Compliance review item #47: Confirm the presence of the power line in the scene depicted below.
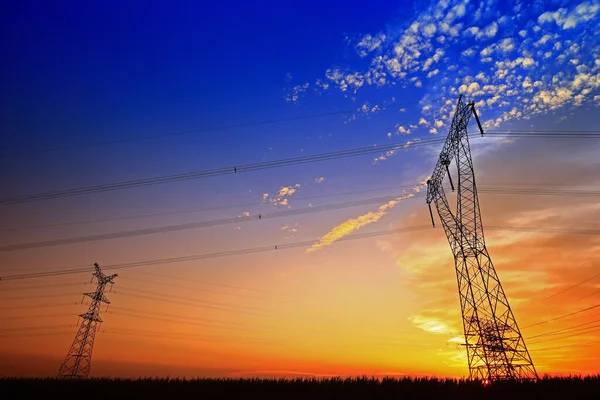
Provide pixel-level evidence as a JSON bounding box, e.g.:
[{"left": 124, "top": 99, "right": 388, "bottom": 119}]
[
  {"left": 114, "top": 291, "right": 273, "bottom": 316},
  {"left": 109, "top": 310, "right": 267, "bottom": 332},
  {"left": 99, "top": 326, "right": 287, "bottom": 346},
  {"left": 0, "top": 281, "right": 90, "bottom": 291},
  {"left": 0, "top": 136, "right": 449, "bottom": 205},
  {"left": 564, "top": 289, "right": 600, "bottom": 305},
  {"left": 535, "top": 272, "right": 600, "bottom": 304},
  {"left": 0, "top": 330, "right": 74, "bottom": 339},
  {"left": 479, "top": 187, "right": 600, "bottom": 197},
  {"left": 109, "top": 303, "right": 431, "bottom": 337},
  {"left": 527, "top": 318, "right": 600, "bottom": 339},
  {"left": 3, "top": 184, "right": 598, "bottom": 233},
  {"left": 488, "top": 130, "right": 600, "bottom": 134},
  {"left": 486, "top": 132, "right": 600, "bottom": 139},
  {"left": 1, "top": 224, "right": 599, "bottom": 282},
  {"left": 0, "top": 326, "right": 442, "bottom": 349},
  {"left": 101, "top": 325, "right": 439, "bottom": 348},
  {"left": 522, "top": 304, "right": 600, "bottom": 329},
  {"left": 485, "top": 226, "right": 600, "bottom": 235},
  {"left": 519, "top": 269, "right": 600, "bottom": 312},
  {"left": 3, "top": 98, "right": 443, "bottom": 158},
  {"left": 109, "top": 305, "right": 270, "bottom": 329},
  {"left": 0, "top": 302, "right": 79, "bottom": 310},
  {"left": 529, "top": 339, "right": 600, "bottom": 352},
  {"left": 127, "top": 270, "right": 293, "bottom": 297},
  {"left": 106, "top": 310, "right": 442, "bottom": 347},
  {"left": 113, "top": 286, "right": 278, "bottom": 314},
  {"left": 0, "top": 183, "right": 419, "bottom": 232},
  {"left": 0, "top": 225, "right": 430, "bottom": 281},
  {"left": 0, "top": 313, "right": 76, "bottom": 320},
  {"left": 0, "top": 292, "right": 82, "bottom": 301},
  {"left": 119, "top": 276, "right": 277, "bottom": 301},
  {"left": 4, "top": 130, "right": 600, "bottom": 206},
  {"left": 527, "top": 325, "right": 600, "bottom": 345},
  {"left": 0, "top": 267, "right": 291, "bottom": 298},
  {"left": 0, "top": 324, "right": 74, "bottom": 333},
  {"left": 4, "top": 186, "right": 599, "bottom": 253},
  {"left": 3, "top": 131, "right": 599, "bottom": 205},
  {"left": 0, "top": 192, "right": 422, "bottom": 252}
]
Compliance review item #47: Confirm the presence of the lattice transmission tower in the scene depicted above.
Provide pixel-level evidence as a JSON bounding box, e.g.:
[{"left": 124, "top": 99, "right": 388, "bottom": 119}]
[
  {"left": 58, "top": 263, "right": 117, "bottom": 379},
  {"left": 425, "top": 95, "right": 537, "bottom": 381}
]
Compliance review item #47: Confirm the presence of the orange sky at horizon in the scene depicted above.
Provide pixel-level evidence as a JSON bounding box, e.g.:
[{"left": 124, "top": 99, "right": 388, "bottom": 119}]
[{"left": 1, "top": 134, "right": 599, "bottom": 379}]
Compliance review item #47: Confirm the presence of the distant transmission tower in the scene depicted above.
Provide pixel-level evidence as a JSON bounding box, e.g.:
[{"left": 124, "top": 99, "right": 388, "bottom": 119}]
[
  {"left": 426, "top": 95, "right": 537, "bottom": 381},
  {"left": 58, "top": 263, "right": 117, "bottom": 379}
]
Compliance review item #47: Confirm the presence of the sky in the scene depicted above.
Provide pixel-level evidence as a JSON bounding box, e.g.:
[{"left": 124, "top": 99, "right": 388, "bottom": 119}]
[{"left": 1, "top": 0, "right": 600, "bottom": 379}]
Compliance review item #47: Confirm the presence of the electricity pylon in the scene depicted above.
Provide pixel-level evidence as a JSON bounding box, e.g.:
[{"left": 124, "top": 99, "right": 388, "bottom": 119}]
[
  {"left": 425, "top": 95, "right": 537, "bottom": 381},
  {"left": 58, "top": 263, "right": 117, "bottom": 379}
]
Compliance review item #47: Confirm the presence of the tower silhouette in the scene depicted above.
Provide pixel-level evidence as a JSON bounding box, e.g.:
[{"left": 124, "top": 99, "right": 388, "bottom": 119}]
[
  {"left": 426, "top": 95, "right": 537, "bottom": 381},
  {"left": 58, "top": 263, "right": 117, "bottom": 379}
]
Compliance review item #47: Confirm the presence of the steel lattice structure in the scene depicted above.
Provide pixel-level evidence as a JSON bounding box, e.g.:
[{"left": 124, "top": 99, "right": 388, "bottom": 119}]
[
  {"left": 425, "top": 95, "right": 537, "bottom": 381},
  {"left": 57, "top": 263, "right": 117, "bottom": 379}
]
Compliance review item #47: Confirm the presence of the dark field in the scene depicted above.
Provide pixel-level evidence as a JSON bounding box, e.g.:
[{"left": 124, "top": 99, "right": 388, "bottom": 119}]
[{"left": 2, "top": 376, "right": 599, "bottom": 399}]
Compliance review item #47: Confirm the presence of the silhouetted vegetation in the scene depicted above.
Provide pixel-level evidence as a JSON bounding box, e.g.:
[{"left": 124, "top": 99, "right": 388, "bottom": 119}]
[{"left": 1, "top": 375, "right": 599, "bottom": 399}]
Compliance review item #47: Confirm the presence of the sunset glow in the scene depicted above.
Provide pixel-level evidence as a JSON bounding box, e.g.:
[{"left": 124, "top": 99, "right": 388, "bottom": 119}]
[{"left": 1, "top": 0, "right": 599, "bottom": 380}]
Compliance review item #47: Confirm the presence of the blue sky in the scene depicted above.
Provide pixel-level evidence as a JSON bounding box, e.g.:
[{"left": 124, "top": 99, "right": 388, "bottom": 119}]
[
  {"left": 1, "top": 0, "right": 599, "bottom": 256},
  {"left": 1, "top": 0, "right": 600, "bottom": 378}
]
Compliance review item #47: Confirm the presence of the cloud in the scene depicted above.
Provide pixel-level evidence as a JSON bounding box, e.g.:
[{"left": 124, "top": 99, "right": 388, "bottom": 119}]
[
  {"left": 475, "top": 21, "right": 498, "bottom": 40},
  {"left": 422, "top": 23, "right": 437, "bottom": 38},
  {"left": 464, "top": 26, "right": 479, "bottom": 36},
  {"left": 296, "top": 0, "right": 600, "bottom": 166},
  {"left": 426, "top": 68, "right": 440, "bottom": 78},
  {"left": 461, "top": 48, "right": 475, "bottom": 57},
  {"left": 281, "top": 223, "right": 299, "bottom": 237},
  {"left": 358, "top": 102, "right": 383, "bottom": 116},
  {"left": 498, "top": 38, "right": 515, "bottom": 53},
  {"left": 397, "top": 125, "right": 411, "bottom": 135},
  {"left": 409, "top": 315, "right": 455, "bottom": 334},
  {"left": 538, "top": 2, "right": 600, "bottom": 30},
  {"left": 285, "top": 83, "right": 309, "bottom": 103},
  {"left": 263, "top": 184, "right": 301, "bottom": 206},
  {"left": 314, "top": 177, "right": 326, "bottom": 183},
  {"left": 458, "top": 82, "right": 480, "bottom": 95},
  {"left": 306, "top": 190, "right": 420, "bottom": 253},
  {"left": 355, "top": 33, "right": 387, "bottom": 57}
]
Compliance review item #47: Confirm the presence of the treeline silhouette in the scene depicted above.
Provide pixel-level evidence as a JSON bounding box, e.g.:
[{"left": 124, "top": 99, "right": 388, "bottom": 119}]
[{"left": 1, "top": 376, "right": 599, "bottom": 399}]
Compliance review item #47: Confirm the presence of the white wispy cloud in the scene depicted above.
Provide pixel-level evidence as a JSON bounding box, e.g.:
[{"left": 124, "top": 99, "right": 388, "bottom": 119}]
[
  {"left": 306, "top": 182, "right": 427, "bottom": 253},
  {"left": 539, "top": 2, "right": 600, "bottom": 30},
  {"left": 288, "top": 0, "right": 600, "bottom": 164},
  {"left": 409, "top": 314, "right": 454, "bottom": 334},
  {"left": 475, "top": 21, "right": 498, "bottom": 40},
  {"left": 263, "top": 184, "right": 301, "bottom": 206},
  {"left": 355, "top": 33, "right": 386, "bottom": 57},
  {"left": 305, "top": 197, "right": 405, "bottom": 253},
  {"left": 285, "top": 83, "right": 309, "bottom": 103}
]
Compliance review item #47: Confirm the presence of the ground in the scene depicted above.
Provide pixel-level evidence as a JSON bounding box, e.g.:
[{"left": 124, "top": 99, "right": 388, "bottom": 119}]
[{"left": 1, "top": 376, "right": 599, "bottom": 399}]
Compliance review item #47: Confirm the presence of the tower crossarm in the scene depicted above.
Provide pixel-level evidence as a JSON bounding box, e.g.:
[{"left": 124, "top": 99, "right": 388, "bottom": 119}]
[
  {"left": 83, "top": 291, "right": 112, "bottom": 304},
  {"left": 426, "top": 95, "right": 483, "bottom": 208}
]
